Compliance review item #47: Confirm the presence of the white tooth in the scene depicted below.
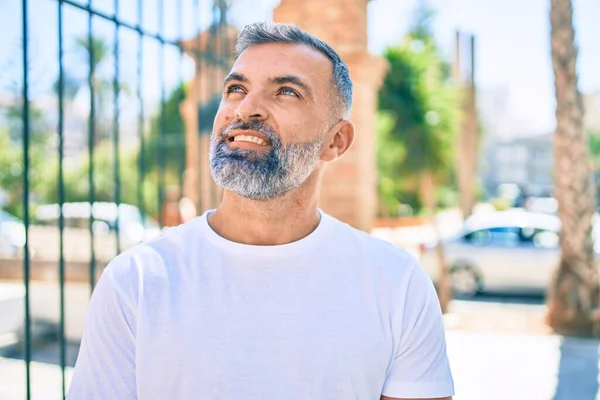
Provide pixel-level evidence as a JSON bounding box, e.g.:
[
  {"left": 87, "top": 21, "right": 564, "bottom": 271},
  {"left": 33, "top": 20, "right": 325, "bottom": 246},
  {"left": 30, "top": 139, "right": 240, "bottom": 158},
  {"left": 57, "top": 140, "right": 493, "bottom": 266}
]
[{"left": 233, "top": 135, "right": 266, "bottom": 145}]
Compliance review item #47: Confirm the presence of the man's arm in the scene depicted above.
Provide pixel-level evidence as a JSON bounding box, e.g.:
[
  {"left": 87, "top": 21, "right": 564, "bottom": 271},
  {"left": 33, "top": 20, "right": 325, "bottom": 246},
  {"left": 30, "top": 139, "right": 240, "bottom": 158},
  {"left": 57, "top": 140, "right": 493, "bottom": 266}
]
[
  {"left": 380, "top": 264, "right": 455, "bottom": 399},
  {"left": 67, "top": 259, "right": 138, "bottom": 399}
]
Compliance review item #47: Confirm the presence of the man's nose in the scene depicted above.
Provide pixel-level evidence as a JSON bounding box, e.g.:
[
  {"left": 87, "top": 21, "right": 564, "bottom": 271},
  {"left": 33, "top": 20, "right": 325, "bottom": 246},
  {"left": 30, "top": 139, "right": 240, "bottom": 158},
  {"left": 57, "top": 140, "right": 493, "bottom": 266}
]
[{"left": 234, "top": 93, "right": 268, "bottom": 122}]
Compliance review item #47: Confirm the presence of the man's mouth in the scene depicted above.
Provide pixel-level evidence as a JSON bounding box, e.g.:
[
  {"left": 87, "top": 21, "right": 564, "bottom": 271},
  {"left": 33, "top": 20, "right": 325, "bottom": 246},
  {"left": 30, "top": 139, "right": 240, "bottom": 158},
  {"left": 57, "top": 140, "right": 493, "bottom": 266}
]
[
  {"left": 228, "top": 134, "right": 269, "bottom": 146},
  {"left": 226, "top": 130, "right": 273, "bottom": 149}
]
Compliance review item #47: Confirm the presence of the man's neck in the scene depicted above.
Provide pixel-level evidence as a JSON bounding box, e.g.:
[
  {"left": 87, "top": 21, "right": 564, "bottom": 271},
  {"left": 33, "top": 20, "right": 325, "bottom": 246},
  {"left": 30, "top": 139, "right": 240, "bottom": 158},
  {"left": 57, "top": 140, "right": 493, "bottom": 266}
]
[{"left": 207, "top": 185, "right": 321, "bottom": 246}]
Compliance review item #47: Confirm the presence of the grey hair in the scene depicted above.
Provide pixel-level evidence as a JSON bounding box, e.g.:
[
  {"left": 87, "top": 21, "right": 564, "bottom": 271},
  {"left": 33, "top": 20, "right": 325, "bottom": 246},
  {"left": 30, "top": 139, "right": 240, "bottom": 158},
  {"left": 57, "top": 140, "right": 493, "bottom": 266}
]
[{"left": 235, "top": 21, "right": 353, "bottom": 118}]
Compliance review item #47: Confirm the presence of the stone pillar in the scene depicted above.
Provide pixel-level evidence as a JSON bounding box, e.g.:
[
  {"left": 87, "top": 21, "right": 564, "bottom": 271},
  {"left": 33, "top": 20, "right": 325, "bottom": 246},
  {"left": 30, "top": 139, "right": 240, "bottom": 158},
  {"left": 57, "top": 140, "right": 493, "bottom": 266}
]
[
  {"left": 274, "top": 0, "right": 388, "bottom": 231},
  {"left": 179, "top": 75, "right": 200, "bottom": 208}
]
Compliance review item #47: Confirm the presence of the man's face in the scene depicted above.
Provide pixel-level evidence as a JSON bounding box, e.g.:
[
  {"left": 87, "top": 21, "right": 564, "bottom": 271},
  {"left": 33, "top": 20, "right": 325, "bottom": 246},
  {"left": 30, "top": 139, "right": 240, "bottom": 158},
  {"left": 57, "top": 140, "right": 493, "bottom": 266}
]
[{"left": 209, "top": 42, "right": 336, "bottom": 201}]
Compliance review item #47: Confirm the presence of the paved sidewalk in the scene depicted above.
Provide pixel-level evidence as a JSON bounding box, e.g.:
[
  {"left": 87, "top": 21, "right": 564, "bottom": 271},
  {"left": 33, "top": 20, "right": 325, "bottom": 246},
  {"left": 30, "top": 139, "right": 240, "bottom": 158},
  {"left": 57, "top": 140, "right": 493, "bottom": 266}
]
[
  {"left": 444, "top": 300, "right": 600, "bottom": 400},
  {"left": 1, "top": 330, "right": 598, "bottom": 400},
  {"left": 445, "top": 299, "right": 600, "bottom": 400},
  {"left": 2, "top": 331, "right": 598, "bottom": 400},
  {"left": 0, "top": 358, "right": 74, "bottom": 400},
  {"left": 448, "top": 331, "right": 600, "bottom": 400},
  {"left": 1, "top": 297, "right": 598, "bottom": 400},
  {"left": 445, "top": 298, "right": 551, "bottom": 335}
]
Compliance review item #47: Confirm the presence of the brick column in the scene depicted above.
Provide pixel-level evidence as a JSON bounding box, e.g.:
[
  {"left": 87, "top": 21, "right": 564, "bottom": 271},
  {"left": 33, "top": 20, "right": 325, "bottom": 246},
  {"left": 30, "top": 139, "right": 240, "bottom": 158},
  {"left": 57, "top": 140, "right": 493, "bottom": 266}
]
[
  {"left": 179, "top": 75, "right": 200, "bottom": 208},
  {"left": 274, "top": 0, "right": 388, "bottom": 231}
]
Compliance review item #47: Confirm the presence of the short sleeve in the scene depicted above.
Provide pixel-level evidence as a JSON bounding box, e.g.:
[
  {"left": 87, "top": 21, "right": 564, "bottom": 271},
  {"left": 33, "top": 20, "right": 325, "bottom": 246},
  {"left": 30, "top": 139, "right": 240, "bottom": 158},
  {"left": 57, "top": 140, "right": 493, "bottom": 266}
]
[
  {"left": 382, "top": 265, "right": 455, "bottom": 399},
  {"left": 67, "top": 253, "right": 138, "bottom": 399}
]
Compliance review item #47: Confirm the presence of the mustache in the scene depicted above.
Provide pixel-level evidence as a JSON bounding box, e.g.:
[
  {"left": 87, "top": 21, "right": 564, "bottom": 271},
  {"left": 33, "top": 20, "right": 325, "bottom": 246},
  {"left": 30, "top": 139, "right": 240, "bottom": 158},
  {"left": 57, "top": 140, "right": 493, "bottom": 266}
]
[{"left": 218, "top": 120, "right": 279, "bottom": 143}]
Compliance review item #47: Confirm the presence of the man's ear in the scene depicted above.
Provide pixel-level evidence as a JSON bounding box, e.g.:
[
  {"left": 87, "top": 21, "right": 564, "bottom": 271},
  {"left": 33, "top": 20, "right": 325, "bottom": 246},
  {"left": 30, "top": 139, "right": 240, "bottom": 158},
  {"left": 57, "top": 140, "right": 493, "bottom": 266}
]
[{"left": 320, "top": 119, "right": 355, "bottom": 162}]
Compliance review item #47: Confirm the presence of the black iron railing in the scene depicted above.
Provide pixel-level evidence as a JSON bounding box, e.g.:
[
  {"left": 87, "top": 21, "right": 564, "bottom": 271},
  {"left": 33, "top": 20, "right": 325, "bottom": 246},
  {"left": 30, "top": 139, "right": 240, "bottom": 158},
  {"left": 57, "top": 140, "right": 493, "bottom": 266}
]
[{"left": 12, "top": 0, "right": 231, "bottom": 398}]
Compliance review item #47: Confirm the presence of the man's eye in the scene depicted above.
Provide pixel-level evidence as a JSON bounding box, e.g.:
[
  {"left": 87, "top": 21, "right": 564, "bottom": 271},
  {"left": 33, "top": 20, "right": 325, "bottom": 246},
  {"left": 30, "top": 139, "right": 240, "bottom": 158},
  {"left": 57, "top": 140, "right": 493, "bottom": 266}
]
[
  {"left": 279, "top": 87, "right": 299, "bottom": 97},
  {"left": 225, "top": 85, "right": 245, "bottom": 94}
]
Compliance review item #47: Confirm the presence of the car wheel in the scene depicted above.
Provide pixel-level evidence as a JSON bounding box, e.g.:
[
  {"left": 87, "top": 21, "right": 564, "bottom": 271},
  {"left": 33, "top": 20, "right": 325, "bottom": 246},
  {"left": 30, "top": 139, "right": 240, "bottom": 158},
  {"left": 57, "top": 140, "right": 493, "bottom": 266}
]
[{"left": 450, "top": 262, "right": 482, "bottom": 298}]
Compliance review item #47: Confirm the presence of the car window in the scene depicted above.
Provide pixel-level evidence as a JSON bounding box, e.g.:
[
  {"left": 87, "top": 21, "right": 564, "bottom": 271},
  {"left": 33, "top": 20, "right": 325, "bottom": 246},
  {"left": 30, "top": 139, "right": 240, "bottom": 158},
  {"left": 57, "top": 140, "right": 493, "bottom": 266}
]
[
  {"left": 464, "top": 227, "right": 520, "bottom": 247},
  {"left": 489, "top": 227, "right": 520, "bottom": 247},
  {"left": 463, "top": 229, "right": 491, "bottom": 245}
]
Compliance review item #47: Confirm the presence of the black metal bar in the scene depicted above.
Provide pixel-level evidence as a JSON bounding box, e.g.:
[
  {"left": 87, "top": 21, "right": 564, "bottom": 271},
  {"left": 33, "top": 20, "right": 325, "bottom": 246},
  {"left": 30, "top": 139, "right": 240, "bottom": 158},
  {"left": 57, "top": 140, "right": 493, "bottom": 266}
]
[
  {"left": 177, "top": 0, "right": 185, "bottom": 200},
  {"left": 221, "top": 2, "right": 230, "bottom": 107},
  {"left": 194, "top": 0, "right": 202, "bottom": 214},
  {"left": 222, "top": 4, "right": 230, "bottom": 68},
  {"left": 113, "top": 0, "right": 121, "bottom": 255},
  {"left": 59, "top": 0, "right": 181, "bottom": 48},
  {"left": 57, "top": 0, "right": 67, "bottom": 397},
  {"left": 210, "top": 3, "right": 219, "bottom": 208},
  {"left": 157, "top": 0, "right": 166, "bottom": 227},
  {"left": 21, "top": 0, "right": 32, "bottom": 398},
  {"left": 87, "top": 4, "right": 97, "bottom": 291},
  {"left": 136, "top": 0, "right": 146, "bottom": 227}
]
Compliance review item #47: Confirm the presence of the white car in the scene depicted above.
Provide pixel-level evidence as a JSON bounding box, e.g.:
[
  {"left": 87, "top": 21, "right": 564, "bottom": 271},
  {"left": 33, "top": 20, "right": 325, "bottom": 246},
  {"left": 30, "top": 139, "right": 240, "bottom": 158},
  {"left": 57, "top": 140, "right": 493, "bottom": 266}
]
[
  {"left": 420, "top": 210, "right": 598, "bottom": 297},
  {"left": 31, "top": 202, "right": 162, "bottom": 262},
  {"left": 0, "top": 210, "right": 26, "bottom": 258}
]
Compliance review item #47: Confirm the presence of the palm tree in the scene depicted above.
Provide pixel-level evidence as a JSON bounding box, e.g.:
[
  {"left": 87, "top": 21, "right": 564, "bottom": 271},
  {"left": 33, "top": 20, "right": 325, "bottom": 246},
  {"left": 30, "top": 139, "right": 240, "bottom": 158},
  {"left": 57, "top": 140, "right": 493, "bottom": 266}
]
[
  {"left": 546, "top": 0, "right": 600, "bottom": 337},
  {"left": 53, "top": 36, "right": 112, "bottom": 143},
  {"left": 76, "top": 36, "right": 113, "bottom": 144}
]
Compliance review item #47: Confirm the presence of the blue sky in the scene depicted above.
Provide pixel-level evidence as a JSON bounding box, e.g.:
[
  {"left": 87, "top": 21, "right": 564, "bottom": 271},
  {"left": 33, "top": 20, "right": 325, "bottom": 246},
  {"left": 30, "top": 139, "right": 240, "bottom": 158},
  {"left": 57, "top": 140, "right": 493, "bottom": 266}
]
[{"left": 1, "top": 0, "right": 599, "bottom": 135}]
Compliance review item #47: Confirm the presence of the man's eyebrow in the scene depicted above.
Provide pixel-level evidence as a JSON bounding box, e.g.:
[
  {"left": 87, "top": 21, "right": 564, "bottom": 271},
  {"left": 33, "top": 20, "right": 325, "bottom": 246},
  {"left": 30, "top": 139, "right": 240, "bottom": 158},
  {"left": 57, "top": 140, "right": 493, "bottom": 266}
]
[
  {"left": 270, "top": 75, "right": 314, "bottom": 99},
  {"left": 223, "top": 72, "right": 248, "bottom": 86}
]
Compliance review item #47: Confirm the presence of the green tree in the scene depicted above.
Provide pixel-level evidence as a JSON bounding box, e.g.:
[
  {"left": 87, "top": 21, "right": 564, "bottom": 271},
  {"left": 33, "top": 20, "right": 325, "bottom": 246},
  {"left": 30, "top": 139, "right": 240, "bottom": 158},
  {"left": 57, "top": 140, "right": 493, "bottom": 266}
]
[
  {"left": 73, "top": 36, "right": 114, "bottom": 143},
  {"left": 0, "top": 104, "right": 52, "bottom": 218},
  {"left": 588, "top": 130, "right": 600, "bottom": 171},
  {"left": 54, "top": 35, "right": 124, "bottom": 143},
  {"left": 0, "top": 127, "right": 21, "bottom": 213},
  {"left": 377, "top": 5, "right": 459, "bottom": 312},
  {"left": 35, "top": 81, "right": 188, "bottom": 221},
  {"left": 143, "top": 83, "right": 187, "bottom": 184},
  {"left": 377, "top": 11, "right": 458, "bottom": 216},
  {"left": 35, "top": 142, "right": 163, "bottom": 219}
]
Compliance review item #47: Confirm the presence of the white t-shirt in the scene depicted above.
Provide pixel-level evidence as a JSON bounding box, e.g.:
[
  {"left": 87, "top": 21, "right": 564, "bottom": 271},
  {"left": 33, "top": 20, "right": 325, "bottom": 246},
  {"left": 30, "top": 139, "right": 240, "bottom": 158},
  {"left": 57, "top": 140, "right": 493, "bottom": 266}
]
[{"left": 68, "top": 210, "right": 454, "bottom": 399}]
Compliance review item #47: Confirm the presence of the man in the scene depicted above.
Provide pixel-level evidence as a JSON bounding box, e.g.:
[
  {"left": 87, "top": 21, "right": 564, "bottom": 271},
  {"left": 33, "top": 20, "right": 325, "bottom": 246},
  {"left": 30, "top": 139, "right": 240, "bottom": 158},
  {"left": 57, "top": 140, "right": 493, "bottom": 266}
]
[{"left": 68, "top": 22, "right": 454, "bottom": 400}]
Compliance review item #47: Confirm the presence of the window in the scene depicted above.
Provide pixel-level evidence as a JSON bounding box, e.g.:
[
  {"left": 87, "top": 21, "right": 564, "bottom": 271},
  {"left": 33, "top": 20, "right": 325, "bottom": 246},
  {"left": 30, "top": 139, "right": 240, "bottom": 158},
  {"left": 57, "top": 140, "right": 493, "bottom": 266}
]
[{"left": 464, "top": 227, "right": 520, "bottom": 247}]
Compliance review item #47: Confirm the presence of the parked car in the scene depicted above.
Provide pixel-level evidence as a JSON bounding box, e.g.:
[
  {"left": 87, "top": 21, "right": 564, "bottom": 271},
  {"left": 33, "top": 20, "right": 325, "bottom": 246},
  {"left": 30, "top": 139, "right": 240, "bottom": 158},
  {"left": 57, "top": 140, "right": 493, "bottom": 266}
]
[
  {"left": 0, "top": 210, "right": 26, "bottom": 258},
  {"left": 523, "top": 196, "right": 559, "bottom": 215},
  {"left": 31, "top": 202, "right": 162, "bottom": 262},
  {"left": 420, "top": 210, "right": 599, "bottom": 297}
]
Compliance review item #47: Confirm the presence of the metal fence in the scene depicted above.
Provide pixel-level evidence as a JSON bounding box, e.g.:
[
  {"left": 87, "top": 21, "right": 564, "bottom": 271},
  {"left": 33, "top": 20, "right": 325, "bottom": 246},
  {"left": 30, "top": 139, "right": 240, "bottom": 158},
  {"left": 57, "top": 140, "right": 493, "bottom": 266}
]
[{"left": 6, "top": 0, "right": 231, "bottom": 398}]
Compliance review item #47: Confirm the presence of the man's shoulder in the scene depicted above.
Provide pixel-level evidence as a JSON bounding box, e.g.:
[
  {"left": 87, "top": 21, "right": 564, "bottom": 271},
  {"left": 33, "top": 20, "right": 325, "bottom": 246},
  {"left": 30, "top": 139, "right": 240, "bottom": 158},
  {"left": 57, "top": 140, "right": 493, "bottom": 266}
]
[
  {"left": 326, "top": 214, "right": 420, "bottom": 273},
  {"left": 326, "top": 215, "right": 435, "bottom": 312},
  {"left": 104, "top": 217, "right": 203, "bottom": 281}
]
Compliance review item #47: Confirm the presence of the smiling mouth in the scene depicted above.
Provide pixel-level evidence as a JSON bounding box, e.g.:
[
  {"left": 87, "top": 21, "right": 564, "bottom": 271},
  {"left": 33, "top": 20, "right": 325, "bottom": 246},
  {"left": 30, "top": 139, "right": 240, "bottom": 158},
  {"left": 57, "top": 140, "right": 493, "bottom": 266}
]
[
  {"left": 227, "top": 133, "right": 271, "bottom": 147},
  {"left": 230, "top": 135, "right": 268, "bottom": 146}
]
